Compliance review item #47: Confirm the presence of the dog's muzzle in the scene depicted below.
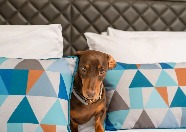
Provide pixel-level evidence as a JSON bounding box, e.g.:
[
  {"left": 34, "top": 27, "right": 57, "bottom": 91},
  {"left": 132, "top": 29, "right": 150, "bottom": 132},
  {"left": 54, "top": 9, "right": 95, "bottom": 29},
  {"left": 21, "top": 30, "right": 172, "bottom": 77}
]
[{"left": 72, "top": 84, "right": 103, "bottom": 105}]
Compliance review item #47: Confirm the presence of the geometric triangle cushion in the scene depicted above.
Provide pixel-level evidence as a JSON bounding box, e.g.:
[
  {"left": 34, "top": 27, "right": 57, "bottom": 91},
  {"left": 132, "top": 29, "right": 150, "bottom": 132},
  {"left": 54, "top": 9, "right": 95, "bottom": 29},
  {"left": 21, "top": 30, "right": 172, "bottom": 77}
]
[
  {"left": 0, "top": 57, "right": 78, "bottom": 132},
  {"left": 104, "top": 62, "right": 186, "bottom": 130}
]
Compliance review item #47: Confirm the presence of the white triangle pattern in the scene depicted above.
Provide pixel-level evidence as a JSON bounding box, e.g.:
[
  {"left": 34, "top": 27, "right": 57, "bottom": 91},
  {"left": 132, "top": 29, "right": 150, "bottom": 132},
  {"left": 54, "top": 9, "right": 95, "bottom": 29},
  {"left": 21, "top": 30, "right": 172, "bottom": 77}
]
[
  {"left": 57, "top": 126, "right": 69, "bottom": 132},
  {"left": 45, "top": 71, "right": 60, "bottom": 96},
  {"left": 145, "top": 108, "right": 168, "bottom": 127},
  {"left": 164, "top": 69, "right": 178, "bottom": 85},
  {"left": 175, "top": 63, "right": 186, "bottom": 68},
  {"left": 116, "top": 70, "right": 137, "bottom": 107},
  {"left": 38, "top": 59, "right": 56, "bottom": 70},
  {"left": 139, "top": 69, "right": 161, "bottom": 86},
  {"left": 106, "top": 90, "right": 115, "bottom": 106},
  {"left": 27, "top": 95, "right": 57, "bottom": 123},
  {"left": 180, "top": 86, "right": 186, "bottom": 95},
  {"left": 23, "top": 124, "right": 39, "bottom": 131},
  {"left": 0, "top": 95, "right": 24, "bottom": 124},
  {"left": 65, "top": 58, "right": 77, "bottom": 75},
  {"left": 142, "top": 88, "right": 154, "bottom": 106},
  {"left": 59, "top": 99, "right": 68, "bottom": 122},
  {"left": 0, "top": 124, "right": 6, "bottom": 132},
  {"left": 167, "top": 86, "right": 178, "bottom": 107},
  {"left": 0, "top": 59, "right": 23, "bottom": 69},
  {"left": 122, "top": 109, "right": 143, "bottom": 129},
  {"left": 171, "top": 107, "right": 182, "bottom": 127}
]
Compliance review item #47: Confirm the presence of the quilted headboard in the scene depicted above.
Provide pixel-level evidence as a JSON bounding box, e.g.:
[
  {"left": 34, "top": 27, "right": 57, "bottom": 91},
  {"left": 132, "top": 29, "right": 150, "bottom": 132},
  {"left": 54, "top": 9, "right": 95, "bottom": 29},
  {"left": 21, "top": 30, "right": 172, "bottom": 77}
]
[{"left": 1, "top": 0, "right": 186, "bottom": 56}]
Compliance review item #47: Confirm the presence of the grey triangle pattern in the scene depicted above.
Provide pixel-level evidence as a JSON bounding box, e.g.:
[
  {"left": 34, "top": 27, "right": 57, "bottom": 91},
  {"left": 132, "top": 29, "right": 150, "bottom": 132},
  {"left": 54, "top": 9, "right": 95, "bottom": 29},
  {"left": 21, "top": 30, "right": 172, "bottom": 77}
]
[
  {"left": 133, "top": 110, "right": 155, "bottom": 129},
  {"left": 107, "top": 91, "right": 129, "bottom": 113},
  {"left": 15, "top": 59, "right": 44, "bottom": 70}
]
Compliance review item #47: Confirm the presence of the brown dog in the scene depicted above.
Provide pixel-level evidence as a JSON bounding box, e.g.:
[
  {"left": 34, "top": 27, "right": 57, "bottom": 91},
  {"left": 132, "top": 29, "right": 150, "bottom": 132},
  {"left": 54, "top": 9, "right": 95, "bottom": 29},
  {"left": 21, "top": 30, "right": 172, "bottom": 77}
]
[{"left": 70, "top": 50, "right": 116, "bottom": 132}]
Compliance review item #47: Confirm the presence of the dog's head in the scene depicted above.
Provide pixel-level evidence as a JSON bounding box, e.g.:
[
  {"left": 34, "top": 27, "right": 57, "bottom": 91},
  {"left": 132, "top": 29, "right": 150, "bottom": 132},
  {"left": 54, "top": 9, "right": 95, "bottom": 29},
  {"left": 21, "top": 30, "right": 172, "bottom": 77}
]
[{"left": 76, "top": 50, "right": 116, "bottom": 100}]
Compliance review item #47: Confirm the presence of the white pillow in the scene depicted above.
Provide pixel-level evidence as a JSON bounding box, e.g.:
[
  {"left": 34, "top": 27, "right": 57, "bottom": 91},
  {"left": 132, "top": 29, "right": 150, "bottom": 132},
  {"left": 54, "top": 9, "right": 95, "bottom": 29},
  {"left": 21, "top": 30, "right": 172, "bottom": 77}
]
[
  {"left": 85, "top": 32, "right": 186, "bottom": 64},
  {"left": 101, "top": 32, "right": 107, "bottom": 36},
  {"left": 108, "top": 27, "right": 186, "bottom": 38},
  {"left": 0, "top": 24, "right": 63, "bottom": 59}
]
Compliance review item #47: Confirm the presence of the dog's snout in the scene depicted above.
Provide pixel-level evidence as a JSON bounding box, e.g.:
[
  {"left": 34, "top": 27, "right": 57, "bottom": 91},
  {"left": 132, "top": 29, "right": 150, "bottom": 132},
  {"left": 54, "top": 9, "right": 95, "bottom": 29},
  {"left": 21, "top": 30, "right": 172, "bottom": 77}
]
[{"left": 86, "top": 91, "right": 96, "bottom": 98}]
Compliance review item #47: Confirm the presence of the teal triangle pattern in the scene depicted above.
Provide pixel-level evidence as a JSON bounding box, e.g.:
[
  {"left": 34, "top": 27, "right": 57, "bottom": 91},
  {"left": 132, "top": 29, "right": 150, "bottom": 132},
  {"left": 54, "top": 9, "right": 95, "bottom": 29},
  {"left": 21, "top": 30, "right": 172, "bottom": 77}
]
[
  {"left": 8, "top": 97, "right": 38, "bottom": 124},
  {"left": 167, "top": 63, "right": 176, "bottom": 68},
  {"left": 170, "top": 87, "right": 186, "bottom": 107},
  {"left": 0, "top": 69, "right": 13, "bottom": 94},
  {"left": 7, "top": 123, "right": 23, "bottom": 132},
  {"left": 159, "top": 63, "right": 173, "bottom": 69},
  {"left": 113, "top": 63, "right": 125, "bottom": 70},
  {"left": 41, "top": 99, "right": 67, "bottom": 125},
  {"left": 60, "top": 74, "right": 71, "bottom": 98},
  {"left": 155, "top": 70, "right": 177, "bottom": 87},
  {"left": 118, "top": 63, "right": 137, "bottom": 69},
  {"left": 0, "top": 76, "right": 9, "bottom": 95},
  {"left": 58, "top": 74, "right": 68, "bottom": 100},
  {"left": 0, "top": 95, "right": 8, "bottom": 107},
  {"left": 107, "top": 110, "right": 129, "bottom": 130},
  {"left": 105, "top": 115, "right": 117, "bottom": 131},
  {"left": 129, "top": 88, "right": 143, "bottom": 109},
  {"left": 104, "top": 70, "right": 124, "bottom": 90},
  {"left": 159, "top": 109, "right": 179, "bottom": 128},
  {"left": 145, "top": 89, "right": 168, "bottom": 108},
  {"left": 0, "top": 69, "right": 28, "bottom": 95},
  {"left": 129, "top": 70, "right": 153, "bottom": 88},
  {"left": 10, "top": 70, "right": 28, "bottom": 95},
  {"left": 0, "top": 58, "right": 7, "bottom": 65},
  {"left": 28, "top": 72, "right": 57, "bottom": 97}
]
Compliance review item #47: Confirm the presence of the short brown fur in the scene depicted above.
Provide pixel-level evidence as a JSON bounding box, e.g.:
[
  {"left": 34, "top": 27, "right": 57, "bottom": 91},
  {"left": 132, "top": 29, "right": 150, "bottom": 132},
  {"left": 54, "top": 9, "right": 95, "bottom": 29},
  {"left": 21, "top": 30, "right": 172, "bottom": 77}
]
[{"left": 70, "top": 50, "right": 116, "bottom": 132}]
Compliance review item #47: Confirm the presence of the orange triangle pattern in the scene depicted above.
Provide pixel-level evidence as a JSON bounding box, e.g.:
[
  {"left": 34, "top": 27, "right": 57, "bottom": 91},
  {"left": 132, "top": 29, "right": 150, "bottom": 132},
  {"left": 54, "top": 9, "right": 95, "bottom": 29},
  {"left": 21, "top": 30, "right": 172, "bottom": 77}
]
[
  {"left": 156, "top": 87, "right": 169, "bottom": 106},
  {"left": 175, "top": 68, "right": 186, "bottom": 86},
  {"left": 40, "top": 124, "right": 56, "bottom": 132},
  {"left": 26, "top": 70, "right": 44, "bottom": 94}
]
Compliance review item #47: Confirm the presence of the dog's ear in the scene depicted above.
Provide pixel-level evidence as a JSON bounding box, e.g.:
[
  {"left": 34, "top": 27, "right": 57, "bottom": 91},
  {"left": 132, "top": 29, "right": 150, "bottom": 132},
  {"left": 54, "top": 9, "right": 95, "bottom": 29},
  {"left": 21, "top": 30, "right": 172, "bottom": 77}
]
[
  {"left": 76, "top": 51, "right": 85, "bottom": 56},
  {"left": 107, "top": 54, "right": 116, "bottom": 70}
]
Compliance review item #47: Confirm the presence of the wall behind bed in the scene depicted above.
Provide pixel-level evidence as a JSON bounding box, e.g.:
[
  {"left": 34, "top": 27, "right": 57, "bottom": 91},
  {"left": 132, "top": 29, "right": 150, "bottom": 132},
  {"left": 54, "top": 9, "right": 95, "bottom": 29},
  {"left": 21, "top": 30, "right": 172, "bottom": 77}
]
[{"left": 1, "top": 0, "right": 186, "bottom": 56}]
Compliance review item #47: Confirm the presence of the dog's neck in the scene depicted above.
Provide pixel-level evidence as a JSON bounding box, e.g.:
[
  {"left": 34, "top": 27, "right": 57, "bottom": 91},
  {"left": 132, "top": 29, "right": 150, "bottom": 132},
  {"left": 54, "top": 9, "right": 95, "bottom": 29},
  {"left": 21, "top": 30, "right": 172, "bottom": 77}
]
[{"left": 73, "top": 73, "right": 103, "bottom": 105}]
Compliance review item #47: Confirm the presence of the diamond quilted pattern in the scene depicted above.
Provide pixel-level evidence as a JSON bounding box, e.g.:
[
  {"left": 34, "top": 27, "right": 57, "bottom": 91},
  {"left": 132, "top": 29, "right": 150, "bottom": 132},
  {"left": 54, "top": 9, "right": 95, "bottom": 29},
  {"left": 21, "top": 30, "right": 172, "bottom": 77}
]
[
  {"left": 1, "top": 0, "right": 186, "bottom": 56},
  {"left": 71, "top": 0, "right": 186, "bottom": 53}
]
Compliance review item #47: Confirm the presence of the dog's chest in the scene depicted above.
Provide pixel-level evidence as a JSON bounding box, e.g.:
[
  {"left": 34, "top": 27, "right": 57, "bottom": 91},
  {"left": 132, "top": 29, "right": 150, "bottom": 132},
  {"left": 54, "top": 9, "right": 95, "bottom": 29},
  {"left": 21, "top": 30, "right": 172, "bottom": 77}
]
[
  {"left": 71, "top": 105, "right": 97, "bottom": 124},
  {"left": 71, "top": 99, "right": 105, "bottom": 125}
]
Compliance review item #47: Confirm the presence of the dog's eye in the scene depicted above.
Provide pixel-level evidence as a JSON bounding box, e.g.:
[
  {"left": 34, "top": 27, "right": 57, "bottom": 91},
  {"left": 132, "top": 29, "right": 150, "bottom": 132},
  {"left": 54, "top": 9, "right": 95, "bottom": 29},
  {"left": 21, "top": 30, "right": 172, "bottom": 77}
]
[
  {"left": 81, "top": 67, "right": 86, "bottom": 72},
  {"left": 99, "top": 69, "right": 105, "bottom": 75}
]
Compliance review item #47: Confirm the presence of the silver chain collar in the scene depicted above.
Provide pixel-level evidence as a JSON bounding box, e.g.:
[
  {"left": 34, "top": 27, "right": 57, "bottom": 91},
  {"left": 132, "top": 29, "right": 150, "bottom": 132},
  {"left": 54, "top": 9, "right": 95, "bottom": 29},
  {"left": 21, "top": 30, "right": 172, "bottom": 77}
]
[{"left": 72, "top": 84, "right": 103, "bottom": 105}]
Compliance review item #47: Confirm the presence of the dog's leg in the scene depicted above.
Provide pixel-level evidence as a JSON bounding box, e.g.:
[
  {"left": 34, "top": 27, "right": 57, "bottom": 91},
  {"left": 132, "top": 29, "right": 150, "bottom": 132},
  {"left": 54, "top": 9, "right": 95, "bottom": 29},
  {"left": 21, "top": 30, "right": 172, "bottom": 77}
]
[
  {"left": 95, "top": 108, "right": 106, "bottom": 132},
  {"left": 70, "top": 119, "right": 78, "bottom": 132}
]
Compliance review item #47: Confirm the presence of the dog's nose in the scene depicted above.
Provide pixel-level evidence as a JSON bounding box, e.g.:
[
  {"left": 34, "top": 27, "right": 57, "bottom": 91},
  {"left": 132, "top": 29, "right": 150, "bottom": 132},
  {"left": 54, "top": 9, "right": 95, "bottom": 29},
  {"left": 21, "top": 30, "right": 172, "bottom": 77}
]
[{"left": 86, "top": 91, "right": 96, "bottom": 98}]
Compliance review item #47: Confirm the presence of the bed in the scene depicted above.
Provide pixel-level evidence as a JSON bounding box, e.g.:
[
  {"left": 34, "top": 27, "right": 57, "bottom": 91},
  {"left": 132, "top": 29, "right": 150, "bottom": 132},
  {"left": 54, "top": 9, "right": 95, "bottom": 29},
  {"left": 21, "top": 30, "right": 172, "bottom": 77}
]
[{"left": 0, "top": 0, "right": 186, "bottom": 131}]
